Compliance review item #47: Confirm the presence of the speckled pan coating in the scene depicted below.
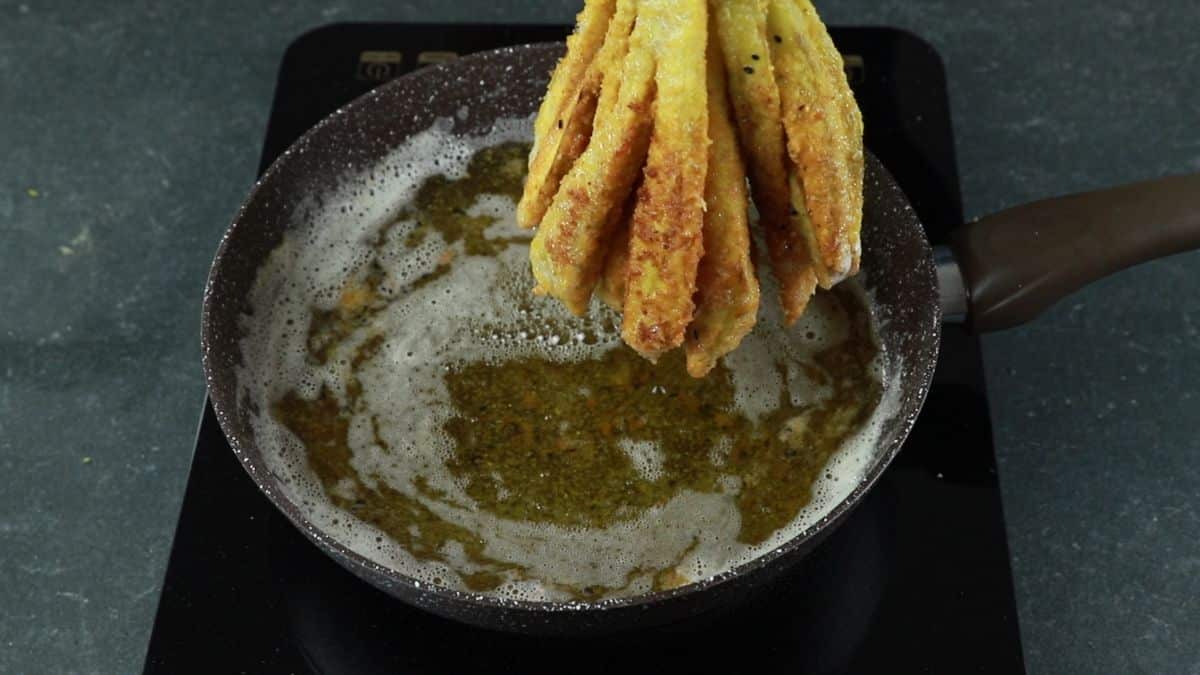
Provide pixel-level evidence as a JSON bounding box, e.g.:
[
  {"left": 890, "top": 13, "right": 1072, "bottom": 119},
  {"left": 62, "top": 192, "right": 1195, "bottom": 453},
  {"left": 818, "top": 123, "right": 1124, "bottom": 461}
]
[{"left": 200, "top": 43, "right": 940, "bottom": 634}]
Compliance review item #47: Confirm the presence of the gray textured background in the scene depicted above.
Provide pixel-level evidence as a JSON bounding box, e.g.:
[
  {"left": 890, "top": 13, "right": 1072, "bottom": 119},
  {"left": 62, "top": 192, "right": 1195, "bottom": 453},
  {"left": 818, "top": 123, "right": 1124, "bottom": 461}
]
[{"left": 2, "top": 1, "right": 1198, "bottom": 673}]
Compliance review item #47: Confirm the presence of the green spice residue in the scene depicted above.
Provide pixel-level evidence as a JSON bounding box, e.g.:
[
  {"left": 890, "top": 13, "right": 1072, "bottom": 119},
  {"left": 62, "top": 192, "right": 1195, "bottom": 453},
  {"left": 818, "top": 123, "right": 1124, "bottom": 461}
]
[
  {"left": 401, "top": 141, "right": 529, "bottom": 255},
  {"left": 305, "top": 142, "right": 531, "bottom": 364},
  {"left": 441, "top": 291, "right": 880, "bottom": 544},
  {"left": 272, "top": 141, "right": 883, "bottom": 599}
]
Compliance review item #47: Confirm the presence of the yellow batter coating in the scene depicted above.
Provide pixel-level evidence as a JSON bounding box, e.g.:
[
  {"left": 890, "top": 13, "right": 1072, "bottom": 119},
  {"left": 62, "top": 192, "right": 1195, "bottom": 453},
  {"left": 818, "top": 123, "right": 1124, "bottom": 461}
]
[{"left": 685, "top": 27, "right": 760, "bottom": 377}]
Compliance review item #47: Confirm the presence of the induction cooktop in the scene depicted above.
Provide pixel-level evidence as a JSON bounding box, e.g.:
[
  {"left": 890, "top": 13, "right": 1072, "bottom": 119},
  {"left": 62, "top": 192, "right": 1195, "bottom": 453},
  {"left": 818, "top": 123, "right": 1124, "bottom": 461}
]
[{"left": 144, "top": 22, "right": 1025, "bottom": 674}]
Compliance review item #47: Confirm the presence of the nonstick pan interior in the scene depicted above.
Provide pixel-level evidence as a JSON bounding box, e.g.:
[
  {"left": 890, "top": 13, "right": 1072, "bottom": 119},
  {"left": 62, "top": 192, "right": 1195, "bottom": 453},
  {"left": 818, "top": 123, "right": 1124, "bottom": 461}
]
[{"left": 201, "top": 43, "right": 941, "bottom": 633}]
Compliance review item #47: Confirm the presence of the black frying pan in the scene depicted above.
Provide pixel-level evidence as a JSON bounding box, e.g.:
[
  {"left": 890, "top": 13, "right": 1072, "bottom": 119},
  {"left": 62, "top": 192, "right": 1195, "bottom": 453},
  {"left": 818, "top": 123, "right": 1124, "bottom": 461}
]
[{"left": 202, "top": 44, "right": 1200, "bottom": 634}]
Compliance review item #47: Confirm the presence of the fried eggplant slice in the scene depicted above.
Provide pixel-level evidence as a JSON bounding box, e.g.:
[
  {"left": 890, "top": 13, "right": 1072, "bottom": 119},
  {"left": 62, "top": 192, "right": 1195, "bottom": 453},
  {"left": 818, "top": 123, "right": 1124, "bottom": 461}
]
[
  {"left": 685, "top": 27, "right": 760, "bottom": 378},
  {"left": 526, "top": 0, "right": 613, "bottom": 166},
  {"left": 528, "top": 5, "right": 656, "bottom": 315},
  {"left": 621, "top": 0, "right": 709, "bottom": 360},
  {"left": 712, "top": 0, "right": 817, "bottom": 324},
  {"left": 518, "top": 81, "right": 599, "bottom": 231},
  {"left": 518, "top": 0, "right": 635, "bottom": 230},
  {"left": 530, "top": 0, "right": 612, "bottom": 141},
  {"left": 767, "top": 0, "right": 864, "bottom": 287}
]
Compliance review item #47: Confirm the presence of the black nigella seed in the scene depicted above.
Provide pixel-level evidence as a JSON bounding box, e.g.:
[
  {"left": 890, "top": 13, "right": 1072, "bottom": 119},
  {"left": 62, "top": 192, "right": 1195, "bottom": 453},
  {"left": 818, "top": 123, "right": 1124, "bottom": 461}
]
[
  {"left": 743, "top": 66, "right": 754, "bottom": 74},
  {"left": 751, "top": 53, "right": 760, "bottom": 60},
  {"left": 773, "top": 34, "right": 782, "bottom": 43},
  {"left": 557, "top": 119, "right": 563, "bottom": 129},
  {"left": 789, "top": 206, "right": 799, "bottom": 216}
]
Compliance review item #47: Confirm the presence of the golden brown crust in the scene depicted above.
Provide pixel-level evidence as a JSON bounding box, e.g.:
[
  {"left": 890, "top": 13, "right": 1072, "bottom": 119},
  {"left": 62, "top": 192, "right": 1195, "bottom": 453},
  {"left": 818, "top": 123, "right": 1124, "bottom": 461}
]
[
  {"left": 685, "top": 26, "right": 760, "bottom": 377},
  {"left": 620, "top": 0, "right": 710, "bottom": 361}
]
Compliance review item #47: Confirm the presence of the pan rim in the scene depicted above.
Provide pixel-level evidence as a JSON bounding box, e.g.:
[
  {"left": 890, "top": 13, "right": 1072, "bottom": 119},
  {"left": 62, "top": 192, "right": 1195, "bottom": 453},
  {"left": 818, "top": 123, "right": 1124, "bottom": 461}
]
[{"left": 200, "top": 42, "right": 941, "bottom": 615}]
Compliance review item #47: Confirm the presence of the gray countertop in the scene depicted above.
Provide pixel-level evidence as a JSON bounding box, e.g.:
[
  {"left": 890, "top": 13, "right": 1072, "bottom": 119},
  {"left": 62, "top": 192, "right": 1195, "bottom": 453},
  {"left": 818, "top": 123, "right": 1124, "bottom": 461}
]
[{"left": 2, "top": 1, "right": 1197, "bottom": 673}]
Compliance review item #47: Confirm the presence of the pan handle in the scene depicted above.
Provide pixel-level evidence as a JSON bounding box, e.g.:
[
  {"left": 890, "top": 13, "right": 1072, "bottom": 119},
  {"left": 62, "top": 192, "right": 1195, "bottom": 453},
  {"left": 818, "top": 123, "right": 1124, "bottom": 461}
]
[{"left": 946, "top": 172, "right": 1200, "bottom": 332}]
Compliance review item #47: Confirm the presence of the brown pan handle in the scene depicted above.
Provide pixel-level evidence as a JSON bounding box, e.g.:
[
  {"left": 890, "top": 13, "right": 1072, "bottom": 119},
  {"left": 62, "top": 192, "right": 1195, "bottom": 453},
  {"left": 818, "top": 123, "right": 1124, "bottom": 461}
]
[{"left": 946, "top": 172, "right": 1200, "bottom": 333}]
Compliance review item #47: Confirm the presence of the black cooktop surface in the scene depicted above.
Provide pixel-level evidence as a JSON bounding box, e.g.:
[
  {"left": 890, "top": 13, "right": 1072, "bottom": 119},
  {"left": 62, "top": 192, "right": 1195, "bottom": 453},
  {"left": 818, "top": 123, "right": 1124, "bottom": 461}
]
[{"left": 144, "top": 23, "right": 1024, "bottom": 674}]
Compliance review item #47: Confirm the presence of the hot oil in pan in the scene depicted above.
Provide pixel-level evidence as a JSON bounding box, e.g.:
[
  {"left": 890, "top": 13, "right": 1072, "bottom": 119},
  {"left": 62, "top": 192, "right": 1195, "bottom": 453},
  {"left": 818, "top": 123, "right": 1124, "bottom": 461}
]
[{"left": 243, "top": 120, "right": 891, "bottom": 602}]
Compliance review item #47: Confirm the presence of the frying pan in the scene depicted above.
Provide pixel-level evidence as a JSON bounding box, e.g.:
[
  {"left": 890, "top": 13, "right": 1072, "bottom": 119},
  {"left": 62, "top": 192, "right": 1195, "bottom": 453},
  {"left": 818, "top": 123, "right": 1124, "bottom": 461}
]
[{"left": 202, "top": 44, "right": 1200, "bottom": 634}]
